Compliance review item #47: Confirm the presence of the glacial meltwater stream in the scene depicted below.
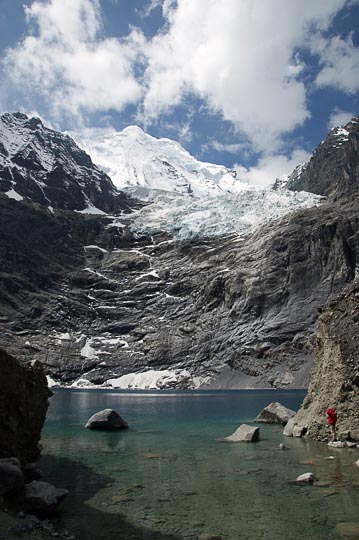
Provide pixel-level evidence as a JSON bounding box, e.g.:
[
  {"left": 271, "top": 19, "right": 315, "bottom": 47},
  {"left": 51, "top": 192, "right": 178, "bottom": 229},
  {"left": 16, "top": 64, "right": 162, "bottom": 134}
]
[{"left": 40, "top": 390, "right": 359, "bottom": 540}]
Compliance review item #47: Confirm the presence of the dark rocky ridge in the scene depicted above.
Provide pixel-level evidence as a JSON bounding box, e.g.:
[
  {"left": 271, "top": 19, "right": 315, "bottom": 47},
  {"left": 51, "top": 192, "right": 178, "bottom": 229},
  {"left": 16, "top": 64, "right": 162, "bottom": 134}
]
[
  {"left": 0, "top": 113, "right": 359, "bottom": 388},
  {"left": 287, "top": 117, "right": 359, "bottom": 200},
  {"left": 0, "top": 348, "right": 51, "bottom": 463},
  {"left": 292, "top": 280, "right": 359, "bottom": 441}
]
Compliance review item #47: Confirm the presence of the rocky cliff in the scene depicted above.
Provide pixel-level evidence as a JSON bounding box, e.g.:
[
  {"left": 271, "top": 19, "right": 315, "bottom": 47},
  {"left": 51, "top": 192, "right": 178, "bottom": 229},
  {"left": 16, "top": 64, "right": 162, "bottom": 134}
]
[
  {"left": 291, "top": 280, "right": 359, "bottom": 441},
  {"left": 0, "top": 113, "right": 359, "bottom": 388},
  {"left": 0, "top": 348, "right": 51, "bottom": 463}
]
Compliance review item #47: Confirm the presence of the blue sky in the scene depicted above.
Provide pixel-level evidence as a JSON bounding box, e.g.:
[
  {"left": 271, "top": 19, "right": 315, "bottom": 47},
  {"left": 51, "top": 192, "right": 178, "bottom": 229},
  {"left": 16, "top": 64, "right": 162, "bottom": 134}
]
[{"left": 0, "top": 0, "right": 358, "bottom": 185}]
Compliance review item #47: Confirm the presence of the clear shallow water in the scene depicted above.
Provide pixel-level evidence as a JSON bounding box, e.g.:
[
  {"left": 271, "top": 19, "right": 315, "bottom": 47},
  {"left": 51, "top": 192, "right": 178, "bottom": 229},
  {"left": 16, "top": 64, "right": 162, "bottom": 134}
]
[{"left": 40, "top": 390, "right": 359, "bottom": 540}]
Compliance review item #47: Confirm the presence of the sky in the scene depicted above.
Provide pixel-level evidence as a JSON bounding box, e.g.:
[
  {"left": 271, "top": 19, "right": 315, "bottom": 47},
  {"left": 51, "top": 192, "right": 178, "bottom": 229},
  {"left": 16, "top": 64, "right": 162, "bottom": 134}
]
[{"left": 0, "top": 0, "right": 358, "bottom": 186}]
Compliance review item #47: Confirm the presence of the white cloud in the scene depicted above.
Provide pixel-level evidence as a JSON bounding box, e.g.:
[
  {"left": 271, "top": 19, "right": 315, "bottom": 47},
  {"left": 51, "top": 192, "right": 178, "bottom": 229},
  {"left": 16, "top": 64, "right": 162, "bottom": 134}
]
[
  {"left": 3, "top": 0, "right": 143, "bottom": 120},
  {"left": 142, "top": 0, "right": 349, "bottom": 152},
  {"left": 234, "top": 149, "right": 311, "bottom": 187},
  {"left": 328, "top": 108, "right": 354, "bottom": 128},
  {"left": 312, "top": 33, "right": 359, "bottom": 94}
]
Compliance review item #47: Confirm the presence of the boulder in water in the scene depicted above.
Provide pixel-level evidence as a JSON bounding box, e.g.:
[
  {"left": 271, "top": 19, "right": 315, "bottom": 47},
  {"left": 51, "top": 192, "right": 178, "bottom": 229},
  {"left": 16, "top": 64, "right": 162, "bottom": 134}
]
[
  {"left": 223, "top": 424, "right": 259, "bottom": 443},
  {"left": 295, "top": 472, "right": 318, "bottom": 484},
  {"left": 255, "top": 402, "right": 296, "bottom": 424},
  {"left": 85, "top": 409, "right": 129, "bottom": 430}
]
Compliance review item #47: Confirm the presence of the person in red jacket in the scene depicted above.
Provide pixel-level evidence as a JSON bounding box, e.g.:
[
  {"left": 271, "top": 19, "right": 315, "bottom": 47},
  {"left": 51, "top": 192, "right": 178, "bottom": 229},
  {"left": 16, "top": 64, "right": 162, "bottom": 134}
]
[{"left": 326, "top": 407, "right": 337, "bottom": 441}]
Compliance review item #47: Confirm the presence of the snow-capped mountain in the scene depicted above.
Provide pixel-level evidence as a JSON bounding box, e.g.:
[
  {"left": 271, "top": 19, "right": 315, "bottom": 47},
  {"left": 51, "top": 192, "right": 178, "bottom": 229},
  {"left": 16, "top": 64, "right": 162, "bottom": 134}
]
[
  {"left": 72, "top": 125, "right": 248, "bottom": 198},
  {"left": 0, "top": 112, "right": 135, "bottom": 213}
]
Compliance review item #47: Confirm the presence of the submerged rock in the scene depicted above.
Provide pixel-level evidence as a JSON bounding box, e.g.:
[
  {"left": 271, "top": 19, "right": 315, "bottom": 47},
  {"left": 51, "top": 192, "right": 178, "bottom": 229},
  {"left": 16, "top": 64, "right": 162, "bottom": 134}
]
[
  {"left": 25, "top": 481, "right": 68, "bottom": 513},
  {"left": 255, "top": 402, "right": 296, "bottom": 424},
  {"left": 223, "top": 424, "right": 259, "bottom": 443},
  {"left": 85, "top": 409, "right": 129, "bottom": 430}
]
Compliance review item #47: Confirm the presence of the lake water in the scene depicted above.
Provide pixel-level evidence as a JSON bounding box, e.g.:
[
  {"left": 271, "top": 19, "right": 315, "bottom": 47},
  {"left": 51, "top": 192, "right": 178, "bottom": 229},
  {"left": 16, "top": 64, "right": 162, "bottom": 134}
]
[{"left": 40, "top": 389, "right": 359, "bottom": 540}]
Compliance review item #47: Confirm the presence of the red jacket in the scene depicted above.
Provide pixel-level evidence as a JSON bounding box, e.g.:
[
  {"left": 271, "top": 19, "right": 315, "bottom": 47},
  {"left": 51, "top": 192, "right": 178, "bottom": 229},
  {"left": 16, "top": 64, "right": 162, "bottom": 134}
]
[{"left": 326, "top": 408, "right": 337, "bottom": 425}]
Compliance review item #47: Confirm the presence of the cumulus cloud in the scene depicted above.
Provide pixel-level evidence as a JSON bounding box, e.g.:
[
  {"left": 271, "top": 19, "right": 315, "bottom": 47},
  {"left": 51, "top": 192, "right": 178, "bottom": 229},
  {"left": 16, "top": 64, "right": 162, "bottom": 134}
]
[
  {"left": 3, "top": 0, "right": 143, "bottom": 119},
  {"left": 142, "top": 0, "right": 349, "bottom": 152},
  {"left": 2, "top": 0, "right": 358, "bottom": 158},
  {"left": 312, "top": 33, "right": 359, "bottom": 94},
  {"left": 328, "top": 108, "right": 355, "bottom": 128},
  {"left": 234, "top": 149, "right": 311, "bottom": 187}
]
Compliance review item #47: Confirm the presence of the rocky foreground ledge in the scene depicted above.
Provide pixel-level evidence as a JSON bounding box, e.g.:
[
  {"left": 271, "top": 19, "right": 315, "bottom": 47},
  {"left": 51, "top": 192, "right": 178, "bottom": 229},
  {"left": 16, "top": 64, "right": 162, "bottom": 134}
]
[{"left": 290, "top": 281, "right": 359, "bottom": 442}]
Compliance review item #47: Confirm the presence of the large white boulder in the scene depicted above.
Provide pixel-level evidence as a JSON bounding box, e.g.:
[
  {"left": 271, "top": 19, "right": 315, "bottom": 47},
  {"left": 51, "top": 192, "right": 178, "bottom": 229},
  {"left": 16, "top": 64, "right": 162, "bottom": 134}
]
[
  {"left": 255, "top": 402, "right": 296, "bottom": 424},
  {"left": 85, "top": 409, "right": 128, "bottom": 430},
  {"left": 224, "top": 424, "right": 260, "bottom": 443}
]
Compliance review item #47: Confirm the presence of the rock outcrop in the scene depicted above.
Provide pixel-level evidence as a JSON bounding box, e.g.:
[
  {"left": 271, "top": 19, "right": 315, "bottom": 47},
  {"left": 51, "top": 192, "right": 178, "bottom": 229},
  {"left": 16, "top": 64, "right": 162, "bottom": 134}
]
[
  {"left": 0, "top": 348, "right": 51, "bottom": 463},
  {"left": 291, "top": 281, "right": 359, "bottom": 441}
]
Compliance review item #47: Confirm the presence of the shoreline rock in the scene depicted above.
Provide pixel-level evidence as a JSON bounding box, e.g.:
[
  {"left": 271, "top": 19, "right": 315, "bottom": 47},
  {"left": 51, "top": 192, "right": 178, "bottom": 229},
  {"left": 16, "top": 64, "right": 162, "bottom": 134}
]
[{"left": 255, "top": 402, "right": 296, "bottom": 424}]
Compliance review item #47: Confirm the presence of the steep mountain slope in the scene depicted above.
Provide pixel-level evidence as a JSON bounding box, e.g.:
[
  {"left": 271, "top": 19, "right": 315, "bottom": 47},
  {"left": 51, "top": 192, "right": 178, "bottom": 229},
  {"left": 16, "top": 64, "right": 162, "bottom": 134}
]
[
  {"left": 0, "top": 113, "right": 358, "bottom": 389},
  {"left": 0, "top": 112, "right": 137, "bottom": 213},
  {"left": 287, "top": 118, "right": 359, "bottom": 199}
]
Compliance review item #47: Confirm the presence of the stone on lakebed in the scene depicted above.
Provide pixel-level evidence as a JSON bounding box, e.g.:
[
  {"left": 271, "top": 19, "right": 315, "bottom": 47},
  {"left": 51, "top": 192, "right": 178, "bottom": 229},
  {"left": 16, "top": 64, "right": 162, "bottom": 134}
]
[
  {"left": 223, "top": 424, "right": 259, "bottom": 443},
  {"left": 255, "top": 402, "right": 296, "bottom": 425},
  {"left": 295, "top": 472, "right": 318, "bottom": 484},
  {"left": 25, "top": 480, "right": 68, "bottom": 513},
  {"left": 85, "top": 409, "right": 129, "bottom": 430}
]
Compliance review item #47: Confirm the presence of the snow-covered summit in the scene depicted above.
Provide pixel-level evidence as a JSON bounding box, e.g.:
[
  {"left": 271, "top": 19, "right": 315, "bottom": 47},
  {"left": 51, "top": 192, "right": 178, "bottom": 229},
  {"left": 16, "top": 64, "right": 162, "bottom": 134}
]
[
  {"left": 72, "top": 125, "right": 248, "bottom": 198},
  {"left": 0, "top": 112, "right": 134, "bottom": 213}
]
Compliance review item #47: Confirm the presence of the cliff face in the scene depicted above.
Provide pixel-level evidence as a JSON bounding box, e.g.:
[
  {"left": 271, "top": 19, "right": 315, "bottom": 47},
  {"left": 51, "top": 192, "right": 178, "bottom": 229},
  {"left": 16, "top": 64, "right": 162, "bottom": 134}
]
[
  {"left": 293, "top": 281, "right": 359, "bottom": 441},
  {"left": 0, "top": 348, "right": 51, "bottom": 463}
]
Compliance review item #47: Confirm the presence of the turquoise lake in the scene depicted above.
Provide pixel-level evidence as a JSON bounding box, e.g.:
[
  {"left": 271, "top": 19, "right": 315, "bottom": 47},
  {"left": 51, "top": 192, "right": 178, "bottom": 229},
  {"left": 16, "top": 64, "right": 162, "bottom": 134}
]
[{"left": 40, "top": 389, "right": 359, "bottom": 540}]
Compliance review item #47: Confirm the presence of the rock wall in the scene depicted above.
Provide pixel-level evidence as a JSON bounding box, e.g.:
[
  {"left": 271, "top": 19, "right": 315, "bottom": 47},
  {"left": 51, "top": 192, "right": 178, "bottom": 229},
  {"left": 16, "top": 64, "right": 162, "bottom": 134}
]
[
  {"left": 292, "top": 281, "right": 359, "bottom": 441},
  {"left": 0, "top": 348, "right": 51, "bottom": 463}
]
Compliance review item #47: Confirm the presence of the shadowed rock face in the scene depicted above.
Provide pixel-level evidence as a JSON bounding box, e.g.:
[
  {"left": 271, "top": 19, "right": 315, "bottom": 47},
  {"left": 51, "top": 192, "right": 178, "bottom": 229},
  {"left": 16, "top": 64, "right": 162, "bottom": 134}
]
[
  {"left": 0, "top": 348, "right": 51, "bottom": 463},
  {"left": 293, "top": 281, "right": 359, "bottom": 441},
  {"left": 287, "top": 117, "right": 359, "bottom": 201}
]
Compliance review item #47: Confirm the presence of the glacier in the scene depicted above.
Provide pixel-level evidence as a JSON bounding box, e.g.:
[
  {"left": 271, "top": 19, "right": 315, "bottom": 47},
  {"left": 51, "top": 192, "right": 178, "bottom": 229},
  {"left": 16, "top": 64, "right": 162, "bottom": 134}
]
[{"left": 73, "top": 125, "right": 321, "bottom": 240}]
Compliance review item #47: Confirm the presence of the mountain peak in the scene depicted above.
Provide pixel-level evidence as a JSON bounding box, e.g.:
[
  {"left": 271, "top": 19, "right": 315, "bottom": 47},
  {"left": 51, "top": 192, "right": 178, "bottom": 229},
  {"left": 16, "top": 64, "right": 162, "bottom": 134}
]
[{"left": 72, "top": 126, "right": 247, "bottom": 198}]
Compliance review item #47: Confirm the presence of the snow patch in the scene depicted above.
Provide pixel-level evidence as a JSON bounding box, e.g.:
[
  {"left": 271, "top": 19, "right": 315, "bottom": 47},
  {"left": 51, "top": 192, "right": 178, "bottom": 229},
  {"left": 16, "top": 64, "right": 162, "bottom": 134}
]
[
  {"left": 107, "top": 369, "right": 194, "bottom": 389},
  {"left": 5, "top": 188, "right": 24, "bottom": 201}
]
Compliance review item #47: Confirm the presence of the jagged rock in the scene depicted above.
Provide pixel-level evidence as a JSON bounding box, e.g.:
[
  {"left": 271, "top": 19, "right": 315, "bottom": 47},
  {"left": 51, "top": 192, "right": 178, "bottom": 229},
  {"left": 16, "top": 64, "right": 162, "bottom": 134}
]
[
  {"left": 295, "top": 472, "right": 318, "bottom": 484},
  {"left": 0, "top": 348, "right": 51, "bottom": 463},
  {"left": 0, "top": 458, "right": 24, "bottom": 496},
  {"left": 223, "top": 424, "right": 259, "bottom": 443},
  {"left": 25, "top": 481, "right": 68, "bottom": 513},
  {"left": 85, "top": 409, "right": 129, "bottom": 430},
  {"left": 255, "top": 402, "right": 296, "bottom": 424}
]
